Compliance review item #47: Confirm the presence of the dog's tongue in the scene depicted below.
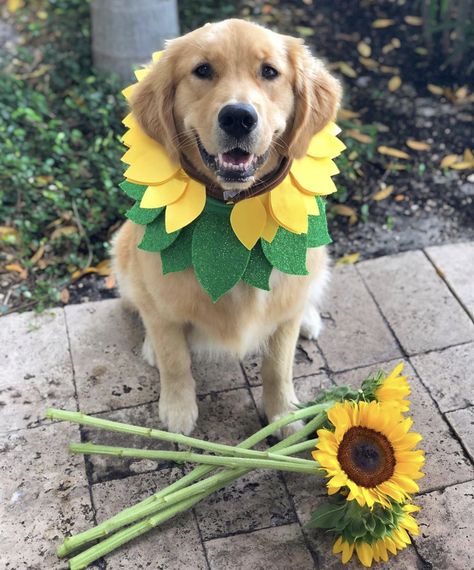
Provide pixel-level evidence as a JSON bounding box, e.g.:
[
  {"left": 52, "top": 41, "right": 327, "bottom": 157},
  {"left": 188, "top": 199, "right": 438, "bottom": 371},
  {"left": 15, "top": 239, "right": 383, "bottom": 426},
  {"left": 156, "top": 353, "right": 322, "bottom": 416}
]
[{"left": 218, "top": 149, "right": 254, "bottom": 169}]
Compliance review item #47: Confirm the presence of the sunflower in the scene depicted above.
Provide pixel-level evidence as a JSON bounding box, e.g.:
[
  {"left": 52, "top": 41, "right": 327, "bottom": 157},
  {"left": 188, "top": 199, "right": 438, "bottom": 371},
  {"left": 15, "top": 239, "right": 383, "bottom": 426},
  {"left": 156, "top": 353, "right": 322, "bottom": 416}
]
[
  {"left": 313, "top": 400, "right": 424, "bottom": 508},
  {"left": 374, "top": 363, "right": 411, "bottom": 413},
  {"left": 120, "top": 52, "right": 345, "bottom": 249},
  {"left": 332, "top": 503, "right": 420, "bottom": 567}
]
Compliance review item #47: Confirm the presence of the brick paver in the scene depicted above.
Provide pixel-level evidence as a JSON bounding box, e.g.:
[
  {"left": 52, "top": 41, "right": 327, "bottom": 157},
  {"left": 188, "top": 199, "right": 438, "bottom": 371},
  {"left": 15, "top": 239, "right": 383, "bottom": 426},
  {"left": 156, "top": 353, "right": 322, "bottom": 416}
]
[{"left": 2, "top": 242, "right": 473, "bottom": 569}]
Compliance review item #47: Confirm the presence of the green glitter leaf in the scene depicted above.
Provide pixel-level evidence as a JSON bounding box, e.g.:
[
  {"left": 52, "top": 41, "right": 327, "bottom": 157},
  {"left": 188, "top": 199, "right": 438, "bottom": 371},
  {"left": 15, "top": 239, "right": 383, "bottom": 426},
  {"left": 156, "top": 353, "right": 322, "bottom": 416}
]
[
  {"left": 126, "top": 202, "right": 163, "bottom": 225},
  {"left": 161, "top": 223, "right": 194, "bottom": 274},
  {"left": 261, "top": 228, "right": 308, "bottom": 275},
  {"left": 138, "top": 212, "right": 180, "bottom": 252},
  {"left": 192, "top": 211, "right": 251, "bottom": 302},
  {"left": 307, "top": 197, "right": 332, "bottom": 247},
  {"left": 242, "top": 241, "right": 272, "bottom": 291},
  {"left": 120, "top": 180, "right": 147, "bottom": 201}
]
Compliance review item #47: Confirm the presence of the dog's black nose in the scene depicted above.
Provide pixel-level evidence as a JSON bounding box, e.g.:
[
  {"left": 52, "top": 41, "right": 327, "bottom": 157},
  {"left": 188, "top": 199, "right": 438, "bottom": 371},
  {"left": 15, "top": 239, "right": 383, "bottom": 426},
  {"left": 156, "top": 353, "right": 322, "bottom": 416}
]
[{"left": 218, "top": 103, "right": 258, "bottom": 139}]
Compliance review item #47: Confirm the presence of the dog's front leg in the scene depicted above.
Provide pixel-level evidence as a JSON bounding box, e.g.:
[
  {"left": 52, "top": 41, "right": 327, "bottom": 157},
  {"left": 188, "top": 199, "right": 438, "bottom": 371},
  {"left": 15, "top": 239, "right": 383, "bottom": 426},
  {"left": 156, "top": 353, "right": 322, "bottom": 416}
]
[
  {"left": 141, "top": 313, "right": 198, "bottom": 435},
  {"left": 261, "top": 316, "right": 303, "bottom": 437}
]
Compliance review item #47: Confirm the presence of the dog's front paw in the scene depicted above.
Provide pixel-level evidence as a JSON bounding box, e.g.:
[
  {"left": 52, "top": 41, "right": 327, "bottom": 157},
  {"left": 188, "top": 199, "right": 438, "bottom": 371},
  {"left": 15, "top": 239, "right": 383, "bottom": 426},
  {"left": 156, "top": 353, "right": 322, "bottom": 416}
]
[
  {"left": 269, "top": 415, "right": 305, "bottom": 440},
  {"left": 159, "top": 392, "right": 198, "bottom": 435},
  {"left": 300, "top": 305, "right": 323, "bottom": 340}
]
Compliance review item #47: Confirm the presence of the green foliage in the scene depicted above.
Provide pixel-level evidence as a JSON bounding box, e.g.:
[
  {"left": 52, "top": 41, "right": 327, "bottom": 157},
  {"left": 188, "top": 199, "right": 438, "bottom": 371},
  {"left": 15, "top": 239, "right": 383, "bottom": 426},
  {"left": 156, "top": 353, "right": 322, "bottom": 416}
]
[
  {"left": 178, "top": 0, "right": 240, "bottom": 33},
  {"left": 1, "top": 0, "right": 129, "bottom": 308}
]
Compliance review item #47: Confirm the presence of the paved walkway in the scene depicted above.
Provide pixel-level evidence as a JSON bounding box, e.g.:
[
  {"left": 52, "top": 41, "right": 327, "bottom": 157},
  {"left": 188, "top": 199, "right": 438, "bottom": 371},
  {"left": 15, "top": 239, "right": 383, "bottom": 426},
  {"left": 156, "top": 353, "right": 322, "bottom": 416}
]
[{"left": 1, "top": 244, "right": 473, "bottom": 570}]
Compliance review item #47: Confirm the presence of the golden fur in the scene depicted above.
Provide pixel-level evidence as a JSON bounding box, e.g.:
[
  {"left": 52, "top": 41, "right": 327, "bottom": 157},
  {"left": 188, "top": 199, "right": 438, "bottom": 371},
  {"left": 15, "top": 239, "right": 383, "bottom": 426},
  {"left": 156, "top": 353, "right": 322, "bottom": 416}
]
[{"left": 112, "top": 19, "right": 341, "bottom": 434}]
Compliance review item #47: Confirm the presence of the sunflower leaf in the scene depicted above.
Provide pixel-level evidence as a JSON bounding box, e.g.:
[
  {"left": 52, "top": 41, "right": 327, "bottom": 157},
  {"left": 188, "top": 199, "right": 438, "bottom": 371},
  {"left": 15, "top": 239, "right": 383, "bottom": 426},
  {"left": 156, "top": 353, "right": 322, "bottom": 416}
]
[
  {"left": 192, "top": 211, "right": 251, "bottom": 302},
  {"left": 161, "top": 223, "right": 194, "bottom": 274},
  {"left": 138, "top": 213, "right": 180, "bottom": 252},
  {"left": 306, "top": 502, "right": 347, "bottom": 530},
  {"left": 242, "top": 241, "right": 273, "bottom": 290},
  {"left": 261, "top": 228, "right": 308, "bottom": 275},
  {"left": 126, "top": 202, "right": 163, "bottom": 225}
]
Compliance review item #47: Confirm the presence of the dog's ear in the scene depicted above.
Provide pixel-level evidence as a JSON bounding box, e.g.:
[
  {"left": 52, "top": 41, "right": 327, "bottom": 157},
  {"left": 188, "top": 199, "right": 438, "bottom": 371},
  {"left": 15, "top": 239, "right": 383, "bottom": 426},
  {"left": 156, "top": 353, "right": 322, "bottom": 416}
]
[
  {"left": 284, "top": 38, "right": 342, "bottom": 159},
  {"left": 130, "top": 52, "right": 179, "bottom": 162}
]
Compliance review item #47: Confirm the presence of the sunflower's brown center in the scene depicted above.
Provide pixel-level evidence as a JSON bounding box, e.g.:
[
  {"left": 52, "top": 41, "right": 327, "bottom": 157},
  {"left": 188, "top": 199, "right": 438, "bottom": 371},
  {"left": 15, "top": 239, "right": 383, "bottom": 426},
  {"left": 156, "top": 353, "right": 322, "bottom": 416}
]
[{"left": 337, "top": 426, "right": 396, "bottom": 487}]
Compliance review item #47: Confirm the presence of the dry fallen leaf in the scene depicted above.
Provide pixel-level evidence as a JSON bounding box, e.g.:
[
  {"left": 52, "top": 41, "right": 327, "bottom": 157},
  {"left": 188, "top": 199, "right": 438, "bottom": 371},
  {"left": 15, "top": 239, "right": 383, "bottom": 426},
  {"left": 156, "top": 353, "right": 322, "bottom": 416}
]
[
  {"left": 96, "top": 259, "right": 112, "bottom": 276},
  {"left": 440, "top": 154, "right": 460, "bottom": 168},
  {"left": 372, "top": 185, "right": 395, "bottom": 201},
  {"left": 71, "top": 267, "right": 98, "bottom": 281},
  {"left": 50, "top": 225, "right": 78, "bottom": 240},
  {"left": 357, "top": 41, "right": 371, "bottom": 57},
  {"left": 339, "top": 62, "right": 357, "bottom": 78},
  {"left": 394, "top": 194, "right": 405, "bottom": 202},
  {"left": 5, "top": 263, "right": 28, "bottom": 280},
  {"left": 359, "top": 57, "right": 379, "bottom": 70},
  {"left": 450, "top": 162, "right": 474, "bottom": 170},
  {"left": 391, "top": 38, "right": 401, "bottom": 48},
  {"left": 378, "top": 146, "right": 411, "bottom": 160},
  {"left": 464, "top": 149, "right": 474, "bottom": 162},
  {"left": 333, "top": 204, "right": 358, "bottom": 225},
  {"left": 0, "top": 226, "right": 18, "bottom": 239},
  {"left": 60, "top": 288, "right": 70, "bottom": 304},
  {"left": 388, "top": 76, "right": 402, "bottom": 92},
  {"left": 404, "top": 15, "right": 423, "bottom": 26},
  {"left": 406, "top": 139, "right": 431, "bottom": 151},
  {"left": 345, "top": 129, "right": 373, "bottom": 144},
  {"left": 380, "top": 65, "right": 399, "bottom": 74},
  {"left": 455, "top": 86, "right": 469, "bottom": 101},
  {"left": 338, "top": 108, "right": 360, "bottom": 120},
  {"left": 372, "top": 18, "right": 395, "bottom": 28},
  {"left": 386, "top": 163, "right": 409, "bottom": 171},
  {"left": 336, "top": 253, "right": 360, "bottom": 266},
  {"left": 427, "top": 84, "right": 444, "bottom": 95},
  {"left": 7, "top": 0, "right": 24, "bottom": 13},
  {"left": 30, "top": 245, "right": 45, "bottom": 265}
]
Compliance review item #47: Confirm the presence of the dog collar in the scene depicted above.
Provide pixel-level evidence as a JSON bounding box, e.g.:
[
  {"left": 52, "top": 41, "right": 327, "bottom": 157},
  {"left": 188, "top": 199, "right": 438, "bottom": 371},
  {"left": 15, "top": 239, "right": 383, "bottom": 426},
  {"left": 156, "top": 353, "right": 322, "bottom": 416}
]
[{"left": 119, "top": 51, "right": 346, "bottom": 302}]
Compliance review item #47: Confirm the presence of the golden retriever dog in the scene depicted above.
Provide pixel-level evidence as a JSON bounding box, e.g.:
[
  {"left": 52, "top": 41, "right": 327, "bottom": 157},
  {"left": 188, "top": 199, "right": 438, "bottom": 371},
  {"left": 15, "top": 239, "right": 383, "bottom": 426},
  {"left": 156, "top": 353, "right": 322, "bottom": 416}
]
[{"left": 112, "top": 19, "right": 341, "bottom": 435}]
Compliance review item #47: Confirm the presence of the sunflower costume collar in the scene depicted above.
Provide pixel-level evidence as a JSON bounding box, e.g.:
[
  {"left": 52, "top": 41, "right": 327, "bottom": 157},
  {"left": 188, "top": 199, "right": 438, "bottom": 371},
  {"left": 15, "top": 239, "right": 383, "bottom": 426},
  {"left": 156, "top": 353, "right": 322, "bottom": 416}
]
[{"left": 120, "top": 51, "right": 346, "bottom": 302}]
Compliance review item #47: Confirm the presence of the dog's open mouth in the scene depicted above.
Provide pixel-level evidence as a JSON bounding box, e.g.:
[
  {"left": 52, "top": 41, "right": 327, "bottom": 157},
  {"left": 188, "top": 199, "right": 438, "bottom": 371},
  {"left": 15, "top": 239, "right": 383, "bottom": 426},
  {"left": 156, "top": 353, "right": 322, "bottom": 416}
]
[{"left": 197, "top": 137, "right": 268, "bottom": 184}]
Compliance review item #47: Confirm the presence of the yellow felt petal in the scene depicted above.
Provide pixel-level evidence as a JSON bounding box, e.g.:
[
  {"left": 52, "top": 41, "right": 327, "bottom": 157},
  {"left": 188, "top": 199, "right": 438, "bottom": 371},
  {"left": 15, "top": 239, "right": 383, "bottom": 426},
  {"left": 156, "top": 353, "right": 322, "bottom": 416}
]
[
  {"left": 291, "top": 157, "right": 339, "bottom": 193},
  {"left": 230, "top": 197, "right": 267, "bottom": 249},
  {"left": 324, "top": 122, "right": 342, "bottom": 136},
  {"left": 152, "top": 50, "right": 164, "bottom": 62},
  {"left": 122, "top": 113, "right": 136, "bottom": 128},
  {"left": 165, "top": 179, "right": 206, "bottom": 232},
  {"left": 291, "top": 172, "right": 338, "bottom": 197},
  {"left": 122, "top": 84, "right": 135, "bottom": 102},
  {"left": 140, "top": 178, "right": 187, "bottom": 209},
  {"left": 300, "top": 192, "right": 320, "bottom": 215},
  {"left": 261, "top": 214, "right": 279, "bottom": 242},
  {"left": 307, "top": 131, "right": 346, "bottom": 159},
  {"left": 134, "top": 68, "right": 150, "bottom": 82},
  {"left": 123, "top": 135, "right": 179, "bottom": 185},
  {"left": 269, "top": 179, "right": 308, "bottom": 234}
]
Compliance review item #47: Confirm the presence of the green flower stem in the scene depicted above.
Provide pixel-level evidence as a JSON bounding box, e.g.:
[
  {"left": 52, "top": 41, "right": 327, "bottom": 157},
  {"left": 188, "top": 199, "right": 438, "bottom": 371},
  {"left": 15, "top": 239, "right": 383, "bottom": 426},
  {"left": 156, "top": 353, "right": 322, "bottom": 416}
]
[
  {"left": 69, "top": 443, "right": 319, "bottom": 473},
  {"left": 278, "top": 438, "right": 318, "bottom": 456},
  {"left": 57, "top": 402, "right": 332, "bottom": 558},
  {"left": 47, "top": 407, "right": 313, "bottom": 464}
]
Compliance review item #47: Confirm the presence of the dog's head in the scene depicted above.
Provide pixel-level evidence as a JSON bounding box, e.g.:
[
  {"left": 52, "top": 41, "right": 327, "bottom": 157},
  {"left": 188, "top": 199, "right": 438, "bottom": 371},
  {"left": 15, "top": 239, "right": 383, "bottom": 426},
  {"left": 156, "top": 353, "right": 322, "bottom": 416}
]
[{"left": 131, "top": 19, "right": 341, "bottom": 193}]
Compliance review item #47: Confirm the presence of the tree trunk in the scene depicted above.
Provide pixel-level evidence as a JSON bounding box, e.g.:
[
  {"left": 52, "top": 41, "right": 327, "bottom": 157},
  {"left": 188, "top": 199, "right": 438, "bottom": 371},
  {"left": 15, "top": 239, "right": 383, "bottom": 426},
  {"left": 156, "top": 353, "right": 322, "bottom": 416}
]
[{"left": 91, "top": 0, "right": 179, "bottom": 82}]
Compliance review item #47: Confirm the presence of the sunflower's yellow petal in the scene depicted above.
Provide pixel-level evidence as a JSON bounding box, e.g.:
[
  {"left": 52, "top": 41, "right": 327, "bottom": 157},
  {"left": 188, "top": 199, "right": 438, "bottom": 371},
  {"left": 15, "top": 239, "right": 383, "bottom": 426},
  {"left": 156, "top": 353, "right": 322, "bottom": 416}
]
[
  {"left": 291, "top": 156, "right": 339, "bottom": 191},
  {"left": 341, "top": 541, "right": 354, "bottom": 564},
  {"left": 313, "top": 452, "right": 340, "bottom": 470},
  {"left": 355, "top": 542, "right": 374, "bottom": 567},
  {"left": 394, "top": 527, "right": 411, "bottom": 545},
  {"left": 165, "top": 179, "right": 206, "bottom": 233},
  {"left": 140, "top": 179, "right": 187, "bottom": 209},
  {"left": 230, "top": 197, "right": 267, "bottom": 249},
  {"left": 391, "top": 474, "right": 420, "bottom": 494},
  {"left": 327, "top": 485, "right": 340, "bottom": 495},
  {"left": 378, "top": 540, "right": 389, "bottom": 562},
  {"left": 333, "top": 536, "right": 344, "bottom": 554},
  {"left": 377, "top": 481, "right": 405, "bottom": 503},
  {"left": 361, "top": 487, "right": 376, "bottom": 507},
  {"left": 269, "top": 178, "right": 308, "bottom": 234},
  {"left": 327, "top": 403, "right": 352, "bottom": 430},
  {"left": 384, "top": 536, "right": 397, "bottom": 555},
  {"left": 394, "top": 432, "right": 423, "bottom": 451},
  {"left": 315, "top": 437, "right": 338, "bottom": 455},
  {"left": 122, "top": 84, "right": 135, "bottom": 102},
  {"left": 328, "top": 473, "right": 348, "bottom": 487},
  {"left": 401, "top": 514, "right": 419, "bottom": 535},
  {"left": 385, "top": 362, "right": 405, "bottom": 380},
  {"left": 307, "top": 130, "right": 346, "bottom": 159},
  {"left": 123, "top": 135, "right": 180, "bottom": 185},
  {"left": 134, "top": 68, "right": 150, "bottom": 81},
  {"left": 371, "top": 541, "right": 381, "bottom": 563},
  {"left": 403, "top": 504, "right": 421, "bottom": 513},
  {"left": 152, "top": 50, "right": 164, "bottom": 62},
  {"left": 300, "top": 192, "right": 320, "bottom": 215}
]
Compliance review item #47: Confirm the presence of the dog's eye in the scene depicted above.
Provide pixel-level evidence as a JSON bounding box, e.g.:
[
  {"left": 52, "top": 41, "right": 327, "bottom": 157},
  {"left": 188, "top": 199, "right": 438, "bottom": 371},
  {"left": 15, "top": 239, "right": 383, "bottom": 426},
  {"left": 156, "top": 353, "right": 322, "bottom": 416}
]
[
  {"left": 193, "top": 63, "right": 214, "bottom": 80},
  {"left": 261, "top": 64, "right": 279, "bottom": 80}
]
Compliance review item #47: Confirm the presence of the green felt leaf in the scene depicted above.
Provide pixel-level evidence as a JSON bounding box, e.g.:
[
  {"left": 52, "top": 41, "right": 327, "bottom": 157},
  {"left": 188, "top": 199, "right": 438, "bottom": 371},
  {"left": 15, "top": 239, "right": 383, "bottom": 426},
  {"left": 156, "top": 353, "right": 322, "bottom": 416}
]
[
  {"left": 138, "top": 213, "right": 180, "bottom": 252},
  {"left": 261, "top": 228, "right": 308, "bottom": 275},
  {"left": 120, "top": 180, "right": 147, "bottom": 201},
  {"left": 126, "top": 202, "right": 163, "bottom": 225},
  {"left": 242, "top": 241, "right": 272, "bottom": 291},
  {"left": 307, "top": 197, "right": 332, "bottom": 247},
  {"left": 161, "top": 223, "right": 194, "bottom": 274},
  {"left": 192, "top": 211, "right": 251, "bottom": 302}
]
